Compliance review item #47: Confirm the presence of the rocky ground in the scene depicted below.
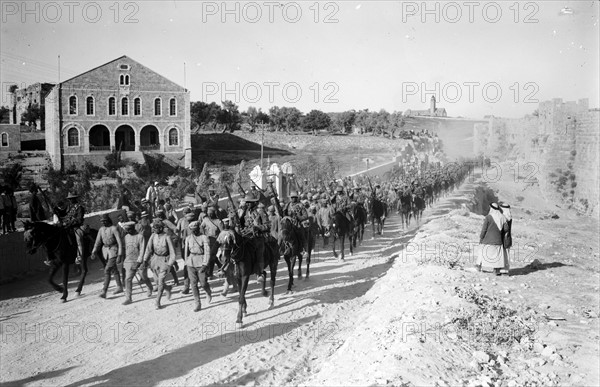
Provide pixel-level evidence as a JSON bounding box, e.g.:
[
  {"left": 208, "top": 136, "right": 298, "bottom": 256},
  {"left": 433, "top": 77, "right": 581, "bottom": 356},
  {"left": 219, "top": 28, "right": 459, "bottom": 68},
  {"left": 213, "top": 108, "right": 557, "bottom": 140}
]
[{"left": 0, "top": 159, "right": 598, "bottom": 386}]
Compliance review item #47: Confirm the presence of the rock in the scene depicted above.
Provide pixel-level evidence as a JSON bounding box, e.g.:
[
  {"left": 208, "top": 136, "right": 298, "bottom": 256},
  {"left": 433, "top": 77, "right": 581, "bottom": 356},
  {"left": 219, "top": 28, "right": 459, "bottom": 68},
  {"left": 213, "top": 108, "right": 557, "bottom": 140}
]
[
  {"left": 549, "top": 353, "right": 562, "bottom": 362},
  {"left": 473, "top": 351, "right": 490, "bottom": 364},
  {"left": 567, "top": 309, "right": 575, "bottom": 315},
  {"left": 469, "top": 360, "right": 482, "bottom": 371},
  {"left": 504, "top": 289, "right": 511, "bottom": 294},
  {"left": 533, "top": 342, "right": 545, "bottom": 353},
  {"left": 542, "top": 346, "right": 556, "bottom": 357},
  {"left": 498, "top": 350, "right": 508, "bottom": 358},
  {"left": 551, "top": 214, "right": 559, "bottom": 219}
]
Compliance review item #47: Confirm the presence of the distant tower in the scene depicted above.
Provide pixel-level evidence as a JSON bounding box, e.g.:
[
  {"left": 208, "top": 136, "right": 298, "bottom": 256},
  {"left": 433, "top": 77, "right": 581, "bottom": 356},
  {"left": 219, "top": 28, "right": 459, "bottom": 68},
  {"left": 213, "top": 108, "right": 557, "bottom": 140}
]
[{"left": 429, "top": 95, "right": 436, "bottom": 116}]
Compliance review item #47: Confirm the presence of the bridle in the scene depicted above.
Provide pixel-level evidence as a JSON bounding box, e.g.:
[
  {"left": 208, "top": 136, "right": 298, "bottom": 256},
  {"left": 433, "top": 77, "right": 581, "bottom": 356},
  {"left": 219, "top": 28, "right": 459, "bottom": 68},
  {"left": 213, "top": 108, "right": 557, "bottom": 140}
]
[{"left": 27, "top": 225, "right": 61, "bottom": 255}]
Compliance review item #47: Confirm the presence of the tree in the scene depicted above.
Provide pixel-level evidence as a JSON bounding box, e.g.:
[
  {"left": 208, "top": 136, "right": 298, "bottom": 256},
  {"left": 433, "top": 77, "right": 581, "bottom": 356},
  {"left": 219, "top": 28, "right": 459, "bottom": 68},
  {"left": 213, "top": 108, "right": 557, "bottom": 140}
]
[
  {"left": 21, "top": 103, "right": 43, "bottom": 128},
  {"left": 269, "top": 106, "right": 285, "bottom": 132},
  {"left": 246, "top": 107, "right": 270, "bottom": 132},
  {"left": 281, "top": 107, "right": 303, "bottom": 133},
  {"left": 1, "top": 163, "right": 23, "bottom": 190},
  {"left": 0, "top": 106, "right": 9, "bottom": 124},
  {"left": 190, "top": 101, "right": 221, "bottom": 131},
  {"left": 301, "top": 109, "right": 332, "bottom": 135},
  {"left": 217, "top": 100, "right": 242, "bottom": 133},
  {"left": 355, "top": 109, "right": 375, "bottom": 135}
]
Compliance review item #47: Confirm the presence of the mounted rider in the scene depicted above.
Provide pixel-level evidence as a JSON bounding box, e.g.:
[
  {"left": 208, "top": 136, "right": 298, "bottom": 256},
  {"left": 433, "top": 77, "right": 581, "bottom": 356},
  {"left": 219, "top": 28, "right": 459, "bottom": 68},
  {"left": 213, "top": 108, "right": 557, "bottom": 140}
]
[
  {"left": 332, "top": 186, "right": 354, "bottom": 225},
  {"left": 282, "top": 191, "right": 308, "bottom": 253},
  {"left": 53, "top": 192, "right": 86, "bottom": 263},
  {"left": 239, "top": 191, "right": 271, "bottom": 282}
]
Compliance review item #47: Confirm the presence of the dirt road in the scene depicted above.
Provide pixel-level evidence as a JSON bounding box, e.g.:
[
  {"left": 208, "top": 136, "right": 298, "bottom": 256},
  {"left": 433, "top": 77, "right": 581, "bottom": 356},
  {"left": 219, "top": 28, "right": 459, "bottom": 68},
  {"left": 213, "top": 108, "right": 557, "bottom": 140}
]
[{"left": 1, "top": 171, "right": 598, "bottom": 386}]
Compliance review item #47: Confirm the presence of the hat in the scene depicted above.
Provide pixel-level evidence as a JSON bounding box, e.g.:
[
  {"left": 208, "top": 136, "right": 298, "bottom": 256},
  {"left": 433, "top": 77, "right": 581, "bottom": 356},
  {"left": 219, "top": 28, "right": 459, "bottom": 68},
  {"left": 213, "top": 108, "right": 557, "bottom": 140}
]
[
  {"left": 490, "top": 203, "right": 500, "bottom": 210},
  {"left": 499, "top": 202, "right": 510, "bottom": 209},
  {"left": 257, "top": 202, "right": 265, "bottom": 208},
  {"left": 289, "top": 191, "right": 299, "bottom": 198},
  {"left": 123, "top": 221, "right": 136, "bottom": 229},
  {"left": 141, "top": 211, "right": 149, "bottom": 218},
  {"left": 244, "top": 192, "right": 259, "bottom": 202},
  {"left": 67, "top": 192, "right": 79, "bottom": 199},
  {"left": 188, "top": 221, "right": 199, "bottom": 229},
  {"left": 152, "top": 219, "right": 164, "bottom": 228}
]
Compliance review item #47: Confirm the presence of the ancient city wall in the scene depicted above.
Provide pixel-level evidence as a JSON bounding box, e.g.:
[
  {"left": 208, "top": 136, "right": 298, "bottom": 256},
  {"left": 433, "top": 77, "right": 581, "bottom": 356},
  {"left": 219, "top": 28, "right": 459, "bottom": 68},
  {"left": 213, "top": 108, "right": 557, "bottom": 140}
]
[{"left": 473, "top": 99, "right": 599, "bottom": 215}]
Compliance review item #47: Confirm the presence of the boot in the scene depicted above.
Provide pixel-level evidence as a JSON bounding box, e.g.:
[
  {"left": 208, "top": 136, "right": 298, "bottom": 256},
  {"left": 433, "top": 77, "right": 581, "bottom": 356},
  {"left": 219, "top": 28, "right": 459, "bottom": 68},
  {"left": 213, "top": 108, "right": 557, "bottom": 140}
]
[
  {"left": 113, "top": 287, "right": 124, "bottom": 295},
  {"left": 155, "top": 288, "right": 163, "bottom": 309},
  {"left": 122, "top": 298, "right": 132, "bottom": 305},
  {"left": 165, "top": 285, "right": 172, "bottom": 301},
  {"left": 194, "top": 301, "right": 201, "bottom": 312},
  {"left": 205, "top": 287, "right": 213, "bottom": 304},
  {"left": 181, "top": 278, "right": 190, "bottom": 295}
]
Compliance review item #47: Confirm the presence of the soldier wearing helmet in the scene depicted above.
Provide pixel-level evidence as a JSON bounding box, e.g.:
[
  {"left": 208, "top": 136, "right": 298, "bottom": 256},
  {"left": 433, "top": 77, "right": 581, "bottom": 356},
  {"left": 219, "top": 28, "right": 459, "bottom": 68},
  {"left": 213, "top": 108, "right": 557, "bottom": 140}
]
[{"left": 332, "top": 186, "right": 353, "bottom": 223}]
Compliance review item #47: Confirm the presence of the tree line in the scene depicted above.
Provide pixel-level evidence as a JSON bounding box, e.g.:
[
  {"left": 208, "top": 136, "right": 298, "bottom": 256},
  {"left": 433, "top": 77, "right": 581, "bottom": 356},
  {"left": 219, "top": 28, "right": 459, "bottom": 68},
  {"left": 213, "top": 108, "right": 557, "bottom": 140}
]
[{"left": 191, "top": 101, "right": 407, "bottom": 138}]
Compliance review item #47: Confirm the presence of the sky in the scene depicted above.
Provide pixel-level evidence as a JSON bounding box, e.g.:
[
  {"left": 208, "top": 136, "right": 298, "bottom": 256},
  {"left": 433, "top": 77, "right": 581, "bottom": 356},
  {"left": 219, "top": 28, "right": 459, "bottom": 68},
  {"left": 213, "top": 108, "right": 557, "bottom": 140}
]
[{"left": 1, "top": 0, "right": 598, "bottom": 118}]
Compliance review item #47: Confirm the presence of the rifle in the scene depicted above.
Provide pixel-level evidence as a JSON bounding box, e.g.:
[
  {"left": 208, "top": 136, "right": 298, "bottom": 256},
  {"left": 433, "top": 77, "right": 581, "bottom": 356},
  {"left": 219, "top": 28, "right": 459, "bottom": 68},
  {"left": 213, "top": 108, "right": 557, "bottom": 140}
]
[
  {"left": 236, "top": 181, "right": 247, "bottom": 197},
  {"left": 366, "top": 176, "right": 376, "bottom": 199},
  {"left": 267, "top": 180, "right": 284, "bottom": 218},
  {"left": 224, "top": 185, "right": 242, "bottom": 231}
]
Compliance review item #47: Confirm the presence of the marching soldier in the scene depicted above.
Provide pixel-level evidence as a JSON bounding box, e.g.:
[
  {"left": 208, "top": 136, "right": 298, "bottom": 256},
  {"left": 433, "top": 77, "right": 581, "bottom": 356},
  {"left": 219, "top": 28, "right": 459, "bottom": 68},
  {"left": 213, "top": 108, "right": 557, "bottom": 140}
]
[
  {"left": 216, "top": 217, "right": 238, "bottom": 296},
  {"left": 184, "top": 221, "right": 212, "bottom": 312},
  {"left": 121, "top": 221, "right": 152, "bottom": 305},
  {"left": 92, "top": 214, "right": 124, "bottom": 298},
  {"left": 200, "top": 207, "right": 224, "bottom": 279},
  {"left": 143, "top": 219, "right": 176, "bottom": 309}
]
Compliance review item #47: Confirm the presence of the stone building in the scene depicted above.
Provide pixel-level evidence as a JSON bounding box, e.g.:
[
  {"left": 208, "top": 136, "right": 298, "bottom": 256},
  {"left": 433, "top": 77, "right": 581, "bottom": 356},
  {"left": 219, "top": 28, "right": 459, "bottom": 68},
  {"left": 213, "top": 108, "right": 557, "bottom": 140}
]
[
  {"left": 405, "top": 96, "right": 447, "bottom": 118},
  {"left": 0, "top": 124, "right": 21, "bottom": 153},
  {"left": 45, "top": 55, "right": 191, "bottom": 170},
  {"left": 9, "top": 83, "right": 55, "bottom": 130}
]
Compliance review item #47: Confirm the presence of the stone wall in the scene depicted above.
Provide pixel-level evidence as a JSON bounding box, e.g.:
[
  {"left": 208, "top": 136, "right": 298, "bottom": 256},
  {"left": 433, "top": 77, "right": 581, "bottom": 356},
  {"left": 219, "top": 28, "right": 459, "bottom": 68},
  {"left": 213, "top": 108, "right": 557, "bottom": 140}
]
[
  {"left": 473, "top": 98, "right": 599, "bottom": 215},
  {"left": 0, "top": 124, "right": 21, "bottom": 152}
]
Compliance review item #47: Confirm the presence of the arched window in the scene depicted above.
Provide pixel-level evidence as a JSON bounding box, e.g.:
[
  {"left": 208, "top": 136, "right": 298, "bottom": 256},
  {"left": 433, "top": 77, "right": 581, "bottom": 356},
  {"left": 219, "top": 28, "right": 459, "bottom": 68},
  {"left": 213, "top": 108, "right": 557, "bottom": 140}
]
[
  {"left": 168, "top": 128, "right": 179, "bottom": 146},
  {"left": 121, "top": 97, "right": 129, "bottom": 115},
  {"left": 108, "top": 97, "right": 116, "bottom": 115},
  {"left": 169, "top": 98, "right": 176, "bottom": 116},
  {"left": 125, "top": 75, "right": 130, "bottom": 85},
  {"left": 69, "top": 96, "right": 77, "bottom": 115},
  {"left": 154, "top": 98, "right": 161, "bottom": 116},
  {"left": 86, "top": 96, "right": 94, "bottom": 115},
  {"left": 67, "top": 128, "right": 79, "bottom": 146},
  {"left": 119, "top": 74, "right": 124, "bottom": 85},
  {"left": 1, "top": 133, "right": 8, "bottom": 147},
  {"left": 134, "top": 97, "right": 141, "bottom": 116}
]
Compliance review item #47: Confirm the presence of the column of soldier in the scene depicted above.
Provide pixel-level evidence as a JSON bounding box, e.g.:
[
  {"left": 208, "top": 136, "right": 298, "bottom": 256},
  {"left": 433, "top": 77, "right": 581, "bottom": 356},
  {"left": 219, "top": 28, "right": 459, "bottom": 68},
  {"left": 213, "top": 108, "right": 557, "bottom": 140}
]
[{"left": 91, "top": 161, "right": 474, "bottom": 311}]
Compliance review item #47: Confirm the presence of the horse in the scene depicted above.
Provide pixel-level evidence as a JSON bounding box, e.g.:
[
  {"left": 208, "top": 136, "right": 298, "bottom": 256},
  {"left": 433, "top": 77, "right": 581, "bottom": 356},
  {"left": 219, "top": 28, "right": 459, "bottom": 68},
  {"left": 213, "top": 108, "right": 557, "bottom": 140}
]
[
  {"left": 397, "top": 193, "right": 413, "bottom": 229},
  {"left": 279, "top": 216, "right": 305, "bottom": 292},
  {"left": 331, "top": 211, "right": 354, "bottom": 261},
  {"left": 412, "top": 193, "right": 426, "bottom": 223},
  {"left": 23, "top": 222, "right": 92, "bottom": 302},
  {"left": 351, "top": 203, "right": 367, "bottom": 246},
  {"left": 230, "top": 230, "right": 279, "bottom": 328},
  {"left": 368, "top": 197, "right": 386, "bottom": 237}
]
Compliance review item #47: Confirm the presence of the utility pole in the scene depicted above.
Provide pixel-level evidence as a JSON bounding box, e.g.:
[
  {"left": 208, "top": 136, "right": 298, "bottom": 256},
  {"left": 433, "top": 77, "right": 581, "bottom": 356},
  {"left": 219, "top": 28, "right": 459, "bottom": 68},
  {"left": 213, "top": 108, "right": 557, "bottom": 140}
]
[{"left": 260, "top": 123, "right": 265, "bottom": 171}]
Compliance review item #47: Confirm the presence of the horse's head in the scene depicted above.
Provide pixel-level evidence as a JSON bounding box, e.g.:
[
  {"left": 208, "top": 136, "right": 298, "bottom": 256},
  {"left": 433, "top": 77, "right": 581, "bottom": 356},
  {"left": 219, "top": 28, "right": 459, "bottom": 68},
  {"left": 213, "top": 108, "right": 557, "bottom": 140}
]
[{"left": 23, "top": 221, "right": 41, "bottom": 255}]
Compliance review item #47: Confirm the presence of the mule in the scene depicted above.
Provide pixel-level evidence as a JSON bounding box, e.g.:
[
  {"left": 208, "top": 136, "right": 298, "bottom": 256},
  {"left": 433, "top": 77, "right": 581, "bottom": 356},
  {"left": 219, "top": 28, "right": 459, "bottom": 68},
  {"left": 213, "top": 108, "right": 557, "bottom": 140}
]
[
  {"left": 23, "top": 222, "right": 92, "bottom": 302},
  {"left": 352, "top": 203, "right": 367, "bottom": 246},
  {"left": 331, "top": 211, "right": 354, "bottom": 261},
  {"left": 230, "top": 231, "right": 279, "bottom": 328}
]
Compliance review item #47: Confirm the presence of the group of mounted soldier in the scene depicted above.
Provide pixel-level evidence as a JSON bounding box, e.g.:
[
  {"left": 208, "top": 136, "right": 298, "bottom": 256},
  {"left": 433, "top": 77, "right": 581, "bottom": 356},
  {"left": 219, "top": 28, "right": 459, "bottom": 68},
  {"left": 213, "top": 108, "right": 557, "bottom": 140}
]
[{"left": 24, "top": 160, "right": 474, "bottom": 325}]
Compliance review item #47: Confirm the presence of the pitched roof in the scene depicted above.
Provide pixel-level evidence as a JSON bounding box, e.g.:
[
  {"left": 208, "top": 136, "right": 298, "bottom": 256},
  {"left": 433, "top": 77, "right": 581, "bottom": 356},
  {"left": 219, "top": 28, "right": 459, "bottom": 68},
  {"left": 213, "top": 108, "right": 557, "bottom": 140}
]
[{"left": 59, "top": 55, "right": 186, "bottom": 91}]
